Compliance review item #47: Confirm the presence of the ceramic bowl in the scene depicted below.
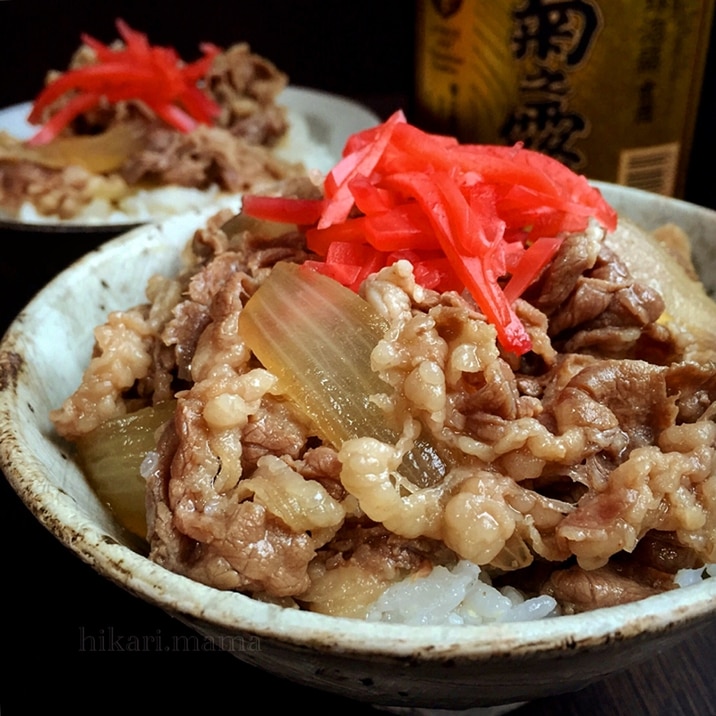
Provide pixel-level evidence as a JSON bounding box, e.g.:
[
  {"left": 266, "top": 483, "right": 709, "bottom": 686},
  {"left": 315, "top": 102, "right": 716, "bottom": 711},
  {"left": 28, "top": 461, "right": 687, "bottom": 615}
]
[{"left": 0, "top": 184, "right": 714, "bottom": 712}]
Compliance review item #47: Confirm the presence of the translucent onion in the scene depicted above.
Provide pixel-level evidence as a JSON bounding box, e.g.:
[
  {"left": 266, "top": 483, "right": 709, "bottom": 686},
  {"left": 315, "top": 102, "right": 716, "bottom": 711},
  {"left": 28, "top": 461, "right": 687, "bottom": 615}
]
[
  {"left": 0, "top": 121, "right": 146, "bottom": 173},
  {"left": 238, "top": 261, "right": 450, "bottom": 487},
  {"left": 75, "top": 400, "right": 176, "bottom": 538}
]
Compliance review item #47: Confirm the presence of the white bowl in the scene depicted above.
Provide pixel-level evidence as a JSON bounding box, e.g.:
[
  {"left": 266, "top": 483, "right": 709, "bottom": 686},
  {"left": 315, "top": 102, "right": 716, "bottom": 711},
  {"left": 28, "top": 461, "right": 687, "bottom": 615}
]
[{"left": 0, "top": 184, "right": 714, "bottom": 711}]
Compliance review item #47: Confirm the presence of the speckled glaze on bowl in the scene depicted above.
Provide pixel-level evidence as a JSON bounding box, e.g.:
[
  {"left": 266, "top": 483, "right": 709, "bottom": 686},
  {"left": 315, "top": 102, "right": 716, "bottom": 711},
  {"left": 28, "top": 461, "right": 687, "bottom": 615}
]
[{"left": 0, "top": 185, "right": 714, "bottom": 711}]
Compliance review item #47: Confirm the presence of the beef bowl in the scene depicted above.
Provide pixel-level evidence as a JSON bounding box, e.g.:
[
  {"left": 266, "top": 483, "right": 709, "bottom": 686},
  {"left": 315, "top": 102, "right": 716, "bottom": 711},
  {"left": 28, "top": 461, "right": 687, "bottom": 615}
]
[{"left": 0, "top": 183, "right": 715, "bottom": 712}]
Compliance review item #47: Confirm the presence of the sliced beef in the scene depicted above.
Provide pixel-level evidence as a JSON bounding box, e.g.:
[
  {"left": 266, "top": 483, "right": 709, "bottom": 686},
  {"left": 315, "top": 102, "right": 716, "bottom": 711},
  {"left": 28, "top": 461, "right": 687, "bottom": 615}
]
[
  {"left": 541, "top": 563, "right": 670, "bottom": 613},
  {"left": 553, "top": 359, "right": 675, "bottom": 452},
  {"left": 530, "top": 228, "right": 602, "bottom": 313},
  {"left": 206, "top": 42, "right": 289, "bottom": 144},
  {"left": 240, "top": 398, "right": 311, "bottom": 469},
  {"left": 666, "top": 362, "right": 716, "bottom": 423},
  {"left": 119, "top": 123, "right": 300, "bottom": 191},
  {"left": 532, "top": 230, "right": 671, "bottom": 360}
]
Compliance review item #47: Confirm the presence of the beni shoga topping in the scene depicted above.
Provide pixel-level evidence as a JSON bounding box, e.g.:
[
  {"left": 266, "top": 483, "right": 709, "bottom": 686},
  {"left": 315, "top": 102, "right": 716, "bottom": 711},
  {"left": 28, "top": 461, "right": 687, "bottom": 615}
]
[
  {"left": 241, "top": 110, "right": 617, "bottom": 355},
  {"left": 27, "top": 19, "right": 222, "bottom": 145}
]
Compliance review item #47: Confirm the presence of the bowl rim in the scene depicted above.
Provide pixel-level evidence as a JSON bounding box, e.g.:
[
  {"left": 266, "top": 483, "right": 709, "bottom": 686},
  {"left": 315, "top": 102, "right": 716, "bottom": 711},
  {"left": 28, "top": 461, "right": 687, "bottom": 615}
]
[{"left": 1, "top": 183, "right": 715, "bottom": 661}]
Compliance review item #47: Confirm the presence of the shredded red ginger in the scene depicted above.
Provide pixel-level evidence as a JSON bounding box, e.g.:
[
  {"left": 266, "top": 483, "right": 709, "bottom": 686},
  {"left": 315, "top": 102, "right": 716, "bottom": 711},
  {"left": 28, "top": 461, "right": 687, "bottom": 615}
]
[
  {"left": 27, "top": 19, "right": 221, "bottom": 146},
  {"left": 240, "top": 110, "right": 618, "bottom": 355}
]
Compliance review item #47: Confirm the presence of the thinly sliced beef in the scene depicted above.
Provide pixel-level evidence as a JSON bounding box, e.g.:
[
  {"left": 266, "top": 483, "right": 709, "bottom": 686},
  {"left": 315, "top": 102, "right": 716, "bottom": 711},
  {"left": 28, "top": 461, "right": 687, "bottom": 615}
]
[
  {"left": 551, "top": 359, "right": 675, "bottom": 452},
  {"left": 120, "top": 124, "right": 299, "bottom": 191},
  {"left": 541, "top": 563, "right": 669, "bottom": 613},
  {"left": 240, "top": 398, "right": 311, "bottom": 469},
  {"left": 532, "top": 233, "right": 668, "bottom": 359},
  {"left": 531, "top": 229, "right": 603, "bottom": 312},
  {"left": 206, "top": 42, "right": 289, "bottom": 143}
]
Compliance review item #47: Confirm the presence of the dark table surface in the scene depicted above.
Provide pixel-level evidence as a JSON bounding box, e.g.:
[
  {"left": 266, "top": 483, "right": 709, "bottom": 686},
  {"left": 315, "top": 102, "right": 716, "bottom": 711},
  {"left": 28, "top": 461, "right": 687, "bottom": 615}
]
[{"left": 2, "top": 3, "right": 716, "bottom": 714}]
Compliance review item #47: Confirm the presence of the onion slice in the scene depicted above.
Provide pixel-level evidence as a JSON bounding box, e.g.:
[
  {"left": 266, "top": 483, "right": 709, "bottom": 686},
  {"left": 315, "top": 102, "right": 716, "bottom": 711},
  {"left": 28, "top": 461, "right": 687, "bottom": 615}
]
[{"left": 238, "top": 261, "right": 450, "bottom": 487}]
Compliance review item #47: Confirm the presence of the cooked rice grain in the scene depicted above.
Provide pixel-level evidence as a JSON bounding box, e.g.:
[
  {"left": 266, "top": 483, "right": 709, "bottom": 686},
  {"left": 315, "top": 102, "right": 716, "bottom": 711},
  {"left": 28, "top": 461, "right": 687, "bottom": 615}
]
[{"left": 365, "top": 560, "right": 558, "bottom": 626}]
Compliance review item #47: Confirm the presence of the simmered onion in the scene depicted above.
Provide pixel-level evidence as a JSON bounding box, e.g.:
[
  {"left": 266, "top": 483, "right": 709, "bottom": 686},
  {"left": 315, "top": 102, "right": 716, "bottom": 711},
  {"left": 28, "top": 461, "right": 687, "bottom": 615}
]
[{"left": 75, "top": 400, "right": 176, "bottom": 538}]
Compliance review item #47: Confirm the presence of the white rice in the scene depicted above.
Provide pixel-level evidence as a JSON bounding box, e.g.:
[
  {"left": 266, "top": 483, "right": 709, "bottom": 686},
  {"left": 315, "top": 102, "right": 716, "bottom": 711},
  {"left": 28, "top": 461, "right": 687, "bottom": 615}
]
[
  {"left": 365, "top": 560, "right": 559, "bottom": 626},
  {"left": 15, "top": 183, "right": 244, "bottom": 226},
  {"left": 366, "top": 560, "right": 716, "bottom": 625},
  {"left": 674, "top": 563, "right": 716, "bottom": 587}
]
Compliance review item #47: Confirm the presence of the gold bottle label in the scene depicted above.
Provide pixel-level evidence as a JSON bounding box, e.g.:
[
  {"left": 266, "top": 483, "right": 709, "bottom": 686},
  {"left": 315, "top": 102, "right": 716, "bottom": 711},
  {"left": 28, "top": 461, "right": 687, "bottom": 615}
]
[{"left": 415, "top": 0, "right": 714, "bottom": 196}]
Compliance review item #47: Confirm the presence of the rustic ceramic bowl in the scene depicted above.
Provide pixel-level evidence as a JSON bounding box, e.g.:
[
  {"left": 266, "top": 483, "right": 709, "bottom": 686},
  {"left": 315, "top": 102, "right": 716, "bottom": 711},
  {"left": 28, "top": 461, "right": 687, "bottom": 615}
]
[{"left": 0, "top": 184, "right": 714, "bottom": 712}]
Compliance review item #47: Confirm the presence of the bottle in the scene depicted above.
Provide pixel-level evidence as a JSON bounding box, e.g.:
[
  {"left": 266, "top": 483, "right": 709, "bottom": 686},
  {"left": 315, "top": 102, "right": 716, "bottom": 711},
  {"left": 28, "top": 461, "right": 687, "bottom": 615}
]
[{"left": 414, "top": 0, "right": 715, "bottom": 198}]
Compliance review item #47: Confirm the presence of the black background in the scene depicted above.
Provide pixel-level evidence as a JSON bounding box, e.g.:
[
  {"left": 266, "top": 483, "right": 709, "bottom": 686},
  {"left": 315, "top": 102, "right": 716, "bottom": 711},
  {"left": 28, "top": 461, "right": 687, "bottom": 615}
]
[
  {"left": 1, "top": 2, "right": 715, "bottom": 715},
  {"left": 0, "top": 1, "right": 417, "bottom": 112}
]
